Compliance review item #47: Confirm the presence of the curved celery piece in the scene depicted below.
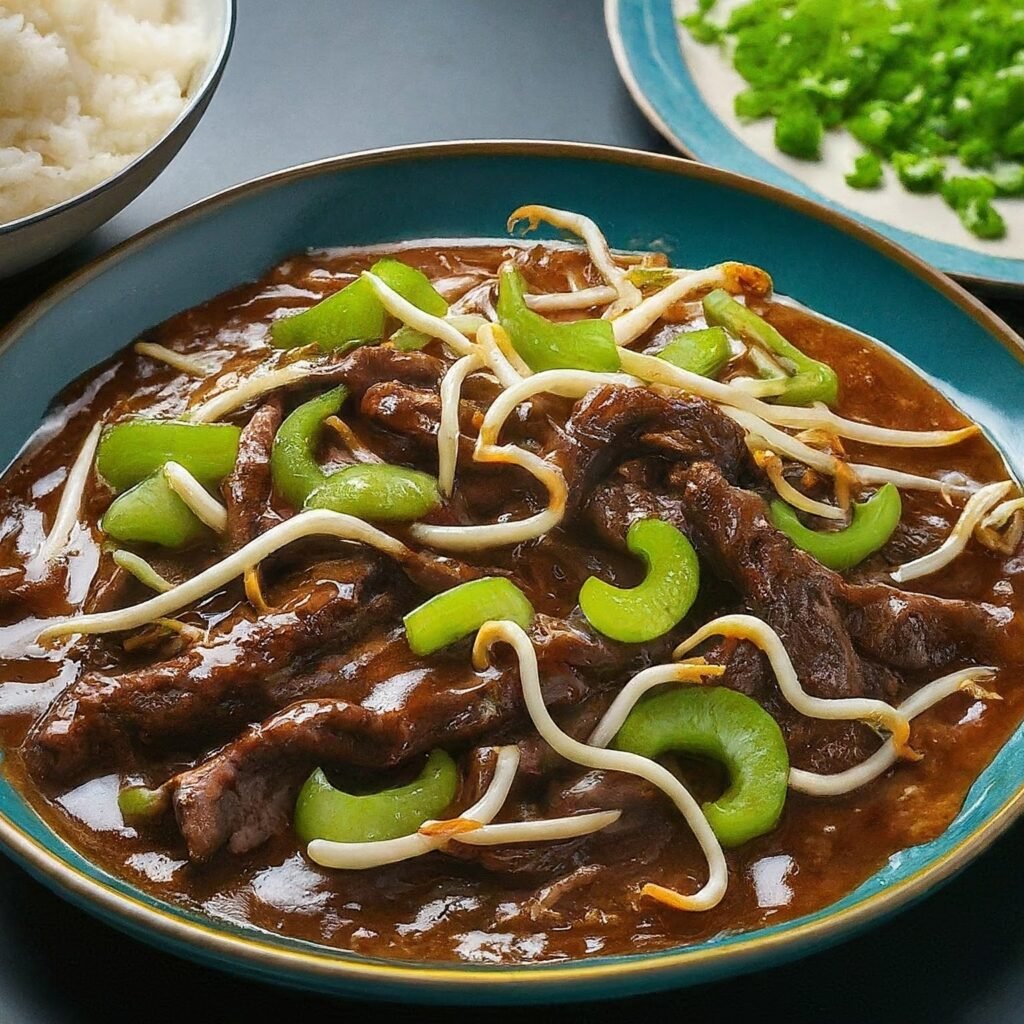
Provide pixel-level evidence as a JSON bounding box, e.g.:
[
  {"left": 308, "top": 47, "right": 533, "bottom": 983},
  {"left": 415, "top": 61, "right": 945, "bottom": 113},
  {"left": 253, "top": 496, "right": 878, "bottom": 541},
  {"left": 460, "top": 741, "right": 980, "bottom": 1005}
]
[
  {"left": 271, "top": 259, "right": 448, "bottom": 351},
  {"left": 101, "top": 472, "right": 208, "bottom": 548},
  {"left": 294, "top": 749, "right": 458, "bottom": 844},
  {"left": 96, "top": 420, "right": 241, "bottom": 493},
  {"left": 306, "top": 464, "right": 440, "bottom": 521},
  {"left": 613, "top": 686, "right": 789, "bottom": 847},
  {"left": 403, "top": 577, "right": 535, "bottom": 656},
  {"left": 770, "top": 482, "right": 902, "bottom": 572},
  {"left": 658, "top": 327, "right": 731, "bottom": 378},
  {"left": 270, "top": 386, "right": 348, "bottom": 508},
  {"left": 117, "top": 784, "right": 169, "bottom": 824},
  {"left": 703, "top": 288, "right": 838, "bottom": 407},
  {"left": 579, "top": 518, "right": 699, "bottom": 644},
  {"left": 496, "top": 267, "right": 621, "bottom": 373}
]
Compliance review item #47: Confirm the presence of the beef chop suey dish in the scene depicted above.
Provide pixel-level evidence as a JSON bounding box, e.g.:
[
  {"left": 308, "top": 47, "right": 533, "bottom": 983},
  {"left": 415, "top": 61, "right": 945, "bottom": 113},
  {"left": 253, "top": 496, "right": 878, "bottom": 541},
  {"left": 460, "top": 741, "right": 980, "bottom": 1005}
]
[{"left": 1, "top": 204, "right": 1023, "bottom": 965}]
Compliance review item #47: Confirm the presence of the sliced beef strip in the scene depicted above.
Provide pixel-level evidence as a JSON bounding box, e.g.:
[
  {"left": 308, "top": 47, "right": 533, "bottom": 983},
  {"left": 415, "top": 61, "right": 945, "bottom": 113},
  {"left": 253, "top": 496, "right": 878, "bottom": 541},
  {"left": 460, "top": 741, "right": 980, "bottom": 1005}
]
[
  {"left": 23, "top": 556, "right": 398, "bottom": 784},
  {"left": 546, "top": 386, "right": 751, "bottom": 519},
  {"left": 317, "top": 345, "right": 447, "bottom": 399},
  {"left": 676, "top": 461, "right": 1023, "bottom": 675},
  {"left": 360, "top": 382, "right": 479, "bottom": 463},
  {"left": 170, "top": 616, "right": 650, "bottom": 860},
  {"left": 221, "top": 397, "right": 282, "bottom": 550}
]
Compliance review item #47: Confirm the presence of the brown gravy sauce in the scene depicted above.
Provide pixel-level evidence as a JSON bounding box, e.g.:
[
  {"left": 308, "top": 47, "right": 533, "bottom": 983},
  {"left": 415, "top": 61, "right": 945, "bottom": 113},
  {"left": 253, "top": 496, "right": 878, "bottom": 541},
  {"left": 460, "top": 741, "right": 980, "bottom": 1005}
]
[{"left": 0, "top": 242, "right": 1021, "bottom": 964}]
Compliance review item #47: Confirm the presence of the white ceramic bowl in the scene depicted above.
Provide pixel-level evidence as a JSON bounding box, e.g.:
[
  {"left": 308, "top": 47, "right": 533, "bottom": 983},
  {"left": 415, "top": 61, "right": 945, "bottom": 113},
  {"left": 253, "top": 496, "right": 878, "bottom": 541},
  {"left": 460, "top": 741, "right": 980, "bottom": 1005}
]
[{"left": 0, "top": 0, "right": 235, "bottom": 279}]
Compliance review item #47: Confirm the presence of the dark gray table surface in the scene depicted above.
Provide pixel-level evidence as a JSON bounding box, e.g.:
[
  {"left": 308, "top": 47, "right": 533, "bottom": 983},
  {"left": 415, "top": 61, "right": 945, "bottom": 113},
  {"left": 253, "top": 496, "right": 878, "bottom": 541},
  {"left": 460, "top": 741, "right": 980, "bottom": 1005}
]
[{"left": 0, "top": 3, "right": 1022, "bottom": 1021}]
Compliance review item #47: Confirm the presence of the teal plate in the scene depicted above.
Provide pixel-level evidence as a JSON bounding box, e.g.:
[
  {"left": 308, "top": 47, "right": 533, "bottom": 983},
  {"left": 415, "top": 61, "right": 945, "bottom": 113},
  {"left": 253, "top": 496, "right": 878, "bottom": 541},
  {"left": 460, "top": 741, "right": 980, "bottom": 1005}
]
[
  {"left": 605, "top": 0, "right": 1024, "bottom": 291},
  {"left": 1, "top": 141, "right": 1023, "bottom": 1004}
]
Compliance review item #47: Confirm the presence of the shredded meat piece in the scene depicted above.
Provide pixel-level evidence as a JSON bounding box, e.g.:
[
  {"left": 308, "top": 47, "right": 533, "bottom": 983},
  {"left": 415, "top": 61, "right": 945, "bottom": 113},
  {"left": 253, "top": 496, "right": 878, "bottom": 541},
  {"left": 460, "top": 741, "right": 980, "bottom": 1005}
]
[
  {"left": 168, "top": 615, "right": 650, "bottom": 860},
  {"left": 221, "top": 398, "right": 282, "bottom": 550},
  {"left": 589, "top": 461, "right": 1020, "bottom": 700},
  {"left": 547, "top": 386, "right": 751, "bottom": 519},
  {"left": 23, "top": 556, "right": 398, "bottom": 784}
]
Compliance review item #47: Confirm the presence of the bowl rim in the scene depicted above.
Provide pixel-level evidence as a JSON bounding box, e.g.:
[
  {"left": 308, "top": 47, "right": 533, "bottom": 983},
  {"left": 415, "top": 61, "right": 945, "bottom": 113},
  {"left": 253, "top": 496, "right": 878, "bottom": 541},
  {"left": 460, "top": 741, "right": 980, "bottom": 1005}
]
[
  {"left": 0, "top": 0, "right": 237, "bottom": 237},
  {"left": 2, "top": 138, "right": 1024, "bottom": 998}
]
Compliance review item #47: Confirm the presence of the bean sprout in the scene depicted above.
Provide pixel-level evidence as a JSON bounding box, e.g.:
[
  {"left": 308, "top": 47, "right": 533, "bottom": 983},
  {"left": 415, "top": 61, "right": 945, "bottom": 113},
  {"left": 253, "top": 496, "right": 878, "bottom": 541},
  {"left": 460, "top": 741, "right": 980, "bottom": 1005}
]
[
  {"left": 473, "top": 621, "right": 728, "bottom": 912},
  {"left": 162, "top": 463, "right": 228, "bottom": 533},
  {"left": 34, "top": 422, "right": 102, "bottom": 565},
  {"left": 891, "top": 481, "right": 1015, "bottom": 583},
  {"left": 673, "top": 614, "right": 912, "bottom": 755},
  {"left": 790, "top": 668, "right": 999, "bottom": 796}
]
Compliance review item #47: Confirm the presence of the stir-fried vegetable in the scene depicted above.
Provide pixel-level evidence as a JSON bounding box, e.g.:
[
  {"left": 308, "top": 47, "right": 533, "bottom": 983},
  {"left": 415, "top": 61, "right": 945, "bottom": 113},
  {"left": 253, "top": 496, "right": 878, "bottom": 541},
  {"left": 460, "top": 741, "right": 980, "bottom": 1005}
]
[
  {"left": 307, "top": 464, "right": 440, "bottom": 521},
  {"left": 117, "top": 784, "right": 169, "bottom": 823},
  {"left": 496, "top": 267, "right": 621, "bottom": 373},
  {"left": 683, "top": 0, "right": 1024, "bottom": 240},
  {"left": 403, "top": 577, "right": 535, "bottom": 655},
  {"left": 703, "top": 289, "right": 838, "bottom": 406},
  {"left": 579, "top": 519, "right": 700, "bottom": 643},
  {"left": 770, "top": 482, "right": 902, "bottom": 571},
  {"left": 271, "top": 259, "right": 448, "bottom": 351},
  {"left": 657, "top": 326, "right": 732, "bottom": 378},
  {"left": 96, "top": 420, "right": 240, "bottom": 493},
  {"left": 613, "top": 685, "right": 789, "bottom": 847},
  {"left": 270, "top": 387, "right": 347, "bottom": 508},
  {"left": 294, "top": 749, "right": 458, "bottom": 844},
  {"left": 101, "top": 472, "right": 211, "bottom": 548}
]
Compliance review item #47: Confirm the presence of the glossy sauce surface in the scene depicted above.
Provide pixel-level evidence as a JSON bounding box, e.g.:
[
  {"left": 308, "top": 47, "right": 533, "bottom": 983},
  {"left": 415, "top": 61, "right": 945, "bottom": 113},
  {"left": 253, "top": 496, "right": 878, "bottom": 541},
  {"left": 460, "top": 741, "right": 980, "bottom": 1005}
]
[{"left": 0, "top": 242, "right": 1021, "bottom": 964}]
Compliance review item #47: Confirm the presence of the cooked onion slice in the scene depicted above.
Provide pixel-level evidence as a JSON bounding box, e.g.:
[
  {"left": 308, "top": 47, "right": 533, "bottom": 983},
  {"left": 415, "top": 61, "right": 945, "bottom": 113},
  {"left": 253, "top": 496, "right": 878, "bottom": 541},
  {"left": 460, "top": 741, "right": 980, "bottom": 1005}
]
[
  {"left": 438, "top": 352, "right": 484, "bottom": 497},
  {"left": 673, "top": 614, "right": 912, "bottom": 755},
  {"left": 35, "top": 422, "right": 102, "bottom": 565},
  {"left": 111, "top": 550, "right": 173, "bottom": 593},
  {"left": 525, "top": 286, "right": 619, "bottom": 312},
  {"left": 890, "top": 481, "right": 1015, "bottom": 583},
  {"left": 751, "top": 447, "right": 846, "bottom": 521},
  {"left": 790, "top": 667, "right": 999, "bottom": 796},
  {"left": 479, "top": 369, "right": 642, "bottom": 446},
  {"left": 36, "top": 510, "right": 411, "bottom": 641},
  {"left": 612, "top": 264, "right": 766, "bottom": 346},
  {"left": 473, "top": 621, "right": 728, "bottom": 912},
  {"left": 507, "top": 205, "right": 642, "bottom": 317},
  {"left": 475, "top": 322, "right": 527, "bottom": 388},
  {"left": 410, "top": 444, "right": 567, "bottom": 552},
  {"left": 133, "top": 342, "right": 209, "bottom": 378},
  {"left": 587, "top": 662, "right": 725, "bottom": 749},
  {"left": 451, "top": 810, "right": 621, "bottom": 846},
  {"left": 162, "top": 462, "right": 228, "bottom": 533},
  {"left": 189, "top": 361, "right": 316, "bottom": 423},
  {"left": 307, "top": 745, "right": 520, "bottom": 869},
  {"left": 361, "top": 271, "right": 476, "bottom": 357},
  {"left": 620, "top": 349, "right": 977, "bottom": 449}
]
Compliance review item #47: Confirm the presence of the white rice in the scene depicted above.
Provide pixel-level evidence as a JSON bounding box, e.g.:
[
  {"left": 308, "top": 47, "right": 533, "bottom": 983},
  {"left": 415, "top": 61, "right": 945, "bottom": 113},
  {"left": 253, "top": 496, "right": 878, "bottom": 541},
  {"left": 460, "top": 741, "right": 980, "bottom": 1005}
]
[{"left": 0, "top": 1, "right": 210, "bottom": 225}]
